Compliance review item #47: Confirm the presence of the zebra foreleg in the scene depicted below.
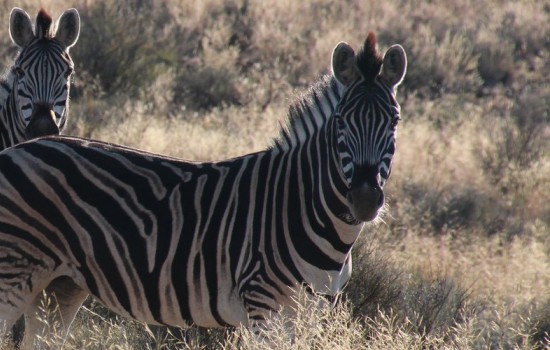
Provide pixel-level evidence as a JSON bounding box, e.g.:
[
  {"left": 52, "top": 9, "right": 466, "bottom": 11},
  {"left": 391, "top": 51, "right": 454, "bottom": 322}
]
[
  {"left": 0, "top": 247, "right": 54, "bottom": 346},
  {"left": 20, "top": 276, "right": 87, "bottom": 350},
  {"left": 0, "top": 306, "right": 23, "bottom": 346},
  {"left": 11, "top": 317, "right": 24, "bottom": 347}
]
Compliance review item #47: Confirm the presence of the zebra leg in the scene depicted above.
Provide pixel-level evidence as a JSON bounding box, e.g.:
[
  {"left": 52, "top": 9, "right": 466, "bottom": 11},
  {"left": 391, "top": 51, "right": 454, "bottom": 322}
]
[
  {"left": 0, "top": 305, "right": 23, "bottom": 346},
  {"left": 20, "top": 276, "right": 87, "bottom": 349},
  {"left": 0, "top": 248, "right": 57, "bottom": 345},
  {"left": 11, "top": 317, "right": 24, "bottom": 347}
]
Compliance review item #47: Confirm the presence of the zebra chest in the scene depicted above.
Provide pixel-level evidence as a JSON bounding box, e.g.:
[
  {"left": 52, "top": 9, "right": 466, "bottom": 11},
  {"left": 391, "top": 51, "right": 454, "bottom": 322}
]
[{"left": 237, "top": 238, "right": 354, "bottom": 322}]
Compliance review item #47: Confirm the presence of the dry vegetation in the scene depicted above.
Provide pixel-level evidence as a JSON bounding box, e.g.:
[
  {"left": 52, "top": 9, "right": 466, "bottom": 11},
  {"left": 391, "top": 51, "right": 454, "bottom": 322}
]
[{"left": 0, "top": 0, "right": 549, "bottom": 349}]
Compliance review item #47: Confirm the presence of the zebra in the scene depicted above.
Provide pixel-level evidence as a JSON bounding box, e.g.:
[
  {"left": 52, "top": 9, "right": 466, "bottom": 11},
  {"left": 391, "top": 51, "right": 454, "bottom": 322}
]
[
  {"left": 0, "top": 7, "right": 80, "bottom": 150},
  {"left": 2, "top": 8, "right": 80, "bottom": 346},
  {"left": 0, "top": 32, "right": 406, "bottom": 348}
]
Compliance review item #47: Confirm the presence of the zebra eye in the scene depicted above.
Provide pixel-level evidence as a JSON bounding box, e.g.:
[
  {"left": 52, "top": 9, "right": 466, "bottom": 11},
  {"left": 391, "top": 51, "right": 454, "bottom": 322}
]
[
  {"left": 15, "top": 67, "right": 25, "bottom": 78},
  {"left": 391, "top": 116, "right": 400, "bottom": 129},
  {"left": 64, "top": 67, "right": 74, "bottom": 79},
  {"left": 336, "top": 115, "right": 346, "bottom": 131}
]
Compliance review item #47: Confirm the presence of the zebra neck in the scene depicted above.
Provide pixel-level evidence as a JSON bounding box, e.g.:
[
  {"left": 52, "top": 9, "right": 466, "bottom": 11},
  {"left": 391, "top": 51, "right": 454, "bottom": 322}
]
[
  {"left": 274, "top": 118, "right": 361, "bottom": 251},
  {"left": 318, "top": 119, "right": 362, "bottom": 234},
  {"left": 0, "top": 70, "right": 26, "bottom": 150},
  {"left": 266, "top": 132, "right": 361, "bottom": 295}
]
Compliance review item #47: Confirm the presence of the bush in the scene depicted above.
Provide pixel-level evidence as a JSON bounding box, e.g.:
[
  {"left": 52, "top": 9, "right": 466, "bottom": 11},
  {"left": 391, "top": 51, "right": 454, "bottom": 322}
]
[
  {"left": 476, "top": 42, "right": 515, "bottom": 88},
  {"left": 429, "top": 187, "right": 511, "bottom": 235},
  {"left": 530, "top": 299, "right": 550, "bottom": 349},
  {"left": 403, "top": 30, "right": 478, "bottom": 96},
  {"left": 481, "top": 86, "right": 550, "bottom": 195},
  {"left": 72, "top": 0, "right": 177, "bottom": 100},
  {"left": 345, "top": 238, "right": 403, "bottom": 319},
  {"left": 171, "top": 49, "right": 242, "bottom": 111},
  {"left": 169, "top": 0, "right": 252, "bottom": 111},
  {"left": 376, "top": 4, "right": 479, "bottom": 97},
  {"left": 401, "top": 275, "right": 469, "bottom": 336},
  {"left": 346, "top": 236, "right": 471, "bottom": 339},
  {"left": 395, "top": 181, "right": 512, "bottom": 236}
]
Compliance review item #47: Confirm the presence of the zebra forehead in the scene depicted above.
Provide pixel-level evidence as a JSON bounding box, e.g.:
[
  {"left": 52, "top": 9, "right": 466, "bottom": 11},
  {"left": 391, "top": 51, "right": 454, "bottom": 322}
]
[{"left": 17, "top": 40, "right": 70, "bottom": 64}]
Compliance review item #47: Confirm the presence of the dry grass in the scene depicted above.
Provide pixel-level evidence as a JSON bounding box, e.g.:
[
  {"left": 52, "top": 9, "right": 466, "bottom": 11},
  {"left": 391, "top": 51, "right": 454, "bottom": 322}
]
[{"left": 0, "top": 0, "right": 549, "bottom": 348}]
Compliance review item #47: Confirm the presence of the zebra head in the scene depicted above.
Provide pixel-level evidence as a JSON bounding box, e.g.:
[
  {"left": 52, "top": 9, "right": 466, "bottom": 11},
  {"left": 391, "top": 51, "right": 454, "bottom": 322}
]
[
  {"left": 9, "top": 7, "right": 80, "bottom": 139},
  {"left": 331, "top": 33, "right": 407, "bottom": 222}
]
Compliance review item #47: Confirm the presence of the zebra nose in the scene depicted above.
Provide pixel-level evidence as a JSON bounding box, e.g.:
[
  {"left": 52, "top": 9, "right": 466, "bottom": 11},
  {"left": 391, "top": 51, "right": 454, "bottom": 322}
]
[
  {"left": 25, "top": 104, "right": 60, "bottom": 139},
  {"left": 347, "top": 184, "right": 384, "bottom": 222}
]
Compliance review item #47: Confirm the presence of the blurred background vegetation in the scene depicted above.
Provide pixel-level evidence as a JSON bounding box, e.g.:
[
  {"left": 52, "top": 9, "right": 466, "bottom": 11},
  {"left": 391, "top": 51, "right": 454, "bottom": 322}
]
[{"left": 0, "top": 0, "right": 549, "bottom": 348}]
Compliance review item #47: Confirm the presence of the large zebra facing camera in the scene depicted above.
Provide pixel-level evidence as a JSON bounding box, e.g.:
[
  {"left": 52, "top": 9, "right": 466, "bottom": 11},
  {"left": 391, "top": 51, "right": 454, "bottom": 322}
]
[
  {"left": 332, "top": 32, "right": 407, "bottom": 222},
  {"left": 0, "top": 32, "right": 405, "bottom": 348},
  {"left": 7, "top": 7, "right": 79, "bottom": 144}
]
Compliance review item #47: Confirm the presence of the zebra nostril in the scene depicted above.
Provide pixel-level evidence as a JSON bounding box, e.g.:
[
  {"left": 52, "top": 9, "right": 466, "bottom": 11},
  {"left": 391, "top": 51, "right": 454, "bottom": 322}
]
[{"left": 368, "top": 186, "right": 383, "bottom": 209}]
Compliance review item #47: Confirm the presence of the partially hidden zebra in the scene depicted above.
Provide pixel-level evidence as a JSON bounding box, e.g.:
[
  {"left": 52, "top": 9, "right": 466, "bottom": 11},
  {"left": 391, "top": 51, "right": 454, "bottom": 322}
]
[
  {"left": 0, "top": 7, "right": 80, "bottom": 149},
  {"left": 0, "top": 32, "right": 406, "bottom": 348}
]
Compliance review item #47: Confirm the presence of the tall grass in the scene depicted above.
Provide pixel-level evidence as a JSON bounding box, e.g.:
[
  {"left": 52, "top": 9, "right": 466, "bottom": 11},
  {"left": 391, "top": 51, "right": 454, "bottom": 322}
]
[{"left": 0, "top": 0, "right": 549, "bottom": 348}]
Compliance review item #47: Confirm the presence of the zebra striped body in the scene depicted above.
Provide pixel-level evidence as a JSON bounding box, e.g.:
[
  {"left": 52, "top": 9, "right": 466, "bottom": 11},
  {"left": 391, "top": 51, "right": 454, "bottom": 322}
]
[
  {"left": 0, "top": 7, "right": 79, "bottom": 150},
  {"left": 0, "top": 33, "right": 407, "bottom": 347},
  {"left": 0, "top": 84, "right": 346, "bottom": 327}
]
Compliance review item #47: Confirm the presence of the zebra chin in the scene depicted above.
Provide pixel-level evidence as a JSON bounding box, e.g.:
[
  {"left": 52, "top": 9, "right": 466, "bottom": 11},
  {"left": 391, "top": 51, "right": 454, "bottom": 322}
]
[{"left": 346, "top": 185, "right": 385, "bottom": 222}]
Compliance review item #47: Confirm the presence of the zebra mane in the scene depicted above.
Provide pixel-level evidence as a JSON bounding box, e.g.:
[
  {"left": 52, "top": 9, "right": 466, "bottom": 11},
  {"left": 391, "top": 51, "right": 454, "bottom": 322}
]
[
  {"left": 271, "top": 74, "right": 340, "bottom": 150},
  {"left": 36, "top": 9, "right": 53, "bottom": 39},
  {"left": 355, "top": 32, "right": 383, "bottom": 82}
]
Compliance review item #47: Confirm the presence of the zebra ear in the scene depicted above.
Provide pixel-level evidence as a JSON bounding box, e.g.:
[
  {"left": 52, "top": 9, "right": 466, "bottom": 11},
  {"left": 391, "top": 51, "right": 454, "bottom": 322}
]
[
  {"left": 55, "top": 8, "right": 80, "bottom": 49},
  {"left": 9, "top": 8, "right": 34, "bottom": 47},
  {"left": 380, "top": 44, "right": 407, "bottom": 89},
  {"left": 332, "top": 42, "right": 359, "bottom": 86}
]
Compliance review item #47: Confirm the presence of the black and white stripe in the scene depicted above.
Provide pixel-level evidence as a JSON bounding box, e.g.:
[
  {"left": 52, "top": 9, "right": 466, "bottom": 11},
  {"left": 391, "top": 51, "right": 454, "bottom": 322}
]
[
  {"left": 0, "top": 7, "right": 79, "bottom": 150},
  {"left": 0, "top": 33, "right": 406, "bottom": 346}
]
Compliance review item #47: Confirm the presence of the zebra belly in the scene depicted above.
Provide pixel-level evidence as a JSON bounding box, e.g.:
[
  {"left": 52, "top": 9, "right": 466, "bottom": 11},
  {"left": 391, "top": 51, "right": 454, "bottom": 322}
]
[
  {"left": 75, "top": 264, "right": 249, "bottom": 328},
  {"left": 89, "top": 292, "right": 249, "bottom": 328}
]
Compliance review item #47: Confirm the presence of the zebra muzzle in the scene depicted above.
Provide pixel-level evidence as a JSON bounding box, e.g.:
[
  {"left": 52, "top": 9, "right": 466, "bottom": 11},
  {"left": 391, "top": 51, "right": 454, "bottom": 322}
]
[
  {"left": 346, "top": 164, "right": 385, "bottom": 221},
  {"left": 25, "top": 104, "right": 60, "bottom": 139},
  {"left": 347, "top": 184, "right": 384, "bottom": 222}
]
